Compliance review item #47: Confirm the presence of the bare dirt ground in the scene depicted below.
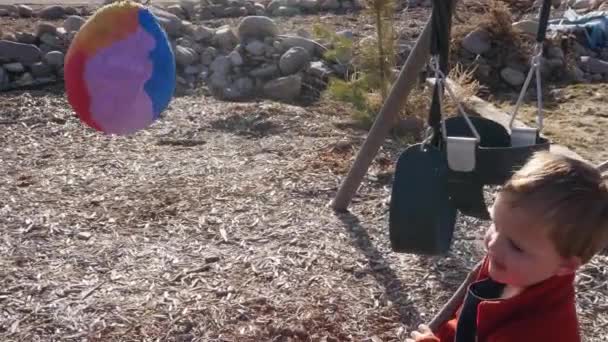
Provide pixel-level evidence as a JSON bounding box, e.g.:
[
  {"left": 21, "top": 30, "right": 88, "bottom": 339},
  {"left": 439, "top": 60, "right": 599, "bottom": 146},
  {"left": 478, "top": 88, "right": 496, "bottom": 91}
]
[{"left": 1, "top": 5, "right": 607, "bottom": 342}]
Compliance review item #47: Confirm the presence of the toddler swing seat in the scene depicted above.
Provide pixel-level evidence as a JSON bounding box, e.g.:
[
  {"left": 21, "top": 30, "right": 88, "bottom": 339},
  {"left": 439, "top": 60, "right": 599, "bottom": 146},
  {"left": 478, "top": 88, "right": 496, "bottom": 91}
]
[{"left": 388, "top": 0, "right": 553, "bottom": 255}]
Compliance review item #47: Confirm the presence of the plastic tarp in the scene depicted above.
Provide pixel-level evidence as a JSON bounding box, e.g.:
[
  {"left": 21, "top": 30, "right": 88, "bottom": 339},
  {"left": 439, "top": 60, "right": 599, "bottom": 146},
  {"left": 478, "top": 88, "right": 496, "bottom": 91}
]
[{"left": 549, "top": 9, "right": 608, "bottom": 49}]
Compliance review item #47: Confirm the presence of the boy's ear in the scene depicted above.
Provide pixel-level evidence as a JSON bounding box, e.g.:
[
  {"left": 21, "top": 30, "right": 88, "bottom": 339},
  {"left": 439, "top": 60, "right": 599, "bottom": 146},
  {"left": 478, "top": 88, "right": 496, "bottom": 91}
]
[{"left": 555, "top": 256, "right": 582, "bottom": 276}]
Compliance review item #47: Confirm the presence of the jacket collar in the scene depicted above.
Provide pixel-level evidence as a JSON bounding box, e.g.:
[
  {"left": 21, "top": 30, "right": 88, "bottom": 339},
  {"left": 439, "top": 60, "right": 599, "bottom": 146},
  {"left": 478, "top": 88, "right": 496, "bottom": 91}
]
[{"left": 473, "top": 256, "right": 576, "bottom": 340}]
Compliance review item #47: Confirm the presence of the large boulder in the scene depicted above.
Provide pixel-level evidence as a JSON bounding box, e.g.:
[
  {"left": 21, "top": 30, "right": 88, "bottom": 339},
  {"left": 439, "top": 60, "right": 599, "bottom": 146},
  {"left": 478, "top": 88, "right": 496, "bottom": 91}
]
[
  {"left": 279, "top": 47, "right": 311, "bottom": 75},
  {"left": 263, "top": 74, "right": 302, "bottom": 101},
  {"left": 237, "top": 16, "right": 279, "bottom": 41},
  {"left": 63, "top": 15, "right": 86, "bottom": 33},
  {"left": 150, "top": 7, "right": 183, "bottom": 37},
  {"left": 0, "top": 40, "right": 41, "bottom": 65},
  {"left": 461, "top": 29, "right": 491, "bottom": 55},
  {"left": 214, "top": 26, "right": 238, "bottom": 51}
]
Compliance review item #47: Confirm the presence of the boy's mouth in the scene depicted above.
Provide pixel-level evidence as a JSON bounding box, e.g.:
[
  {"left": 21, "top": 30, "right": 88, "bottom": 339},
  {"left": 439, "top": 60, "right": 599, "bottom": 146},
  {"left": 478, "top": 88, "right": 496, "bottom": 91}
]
[{"left": 490, "top": 257, "right": 507, "bottom": 271}]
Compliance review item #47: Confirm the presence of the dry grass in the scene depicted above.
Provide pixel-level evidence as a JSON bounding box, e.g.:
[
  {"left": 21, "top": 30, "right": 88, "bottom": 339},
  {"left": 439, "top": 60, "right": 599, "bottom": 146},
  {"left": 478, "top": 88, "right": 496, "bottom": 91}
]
[{"left": 451, "top": 0, "right": 536, "bottom": 89}]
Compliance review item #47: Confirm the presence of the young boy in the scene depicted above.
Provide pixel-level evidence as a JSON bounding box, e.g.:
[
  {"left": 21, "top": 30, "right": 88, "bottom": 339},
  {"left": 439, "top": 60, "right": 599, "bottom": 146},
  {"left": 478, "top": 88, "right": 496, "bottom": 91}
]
[{"left": 408, "top": 151, "right": 608, "bottom": 342}]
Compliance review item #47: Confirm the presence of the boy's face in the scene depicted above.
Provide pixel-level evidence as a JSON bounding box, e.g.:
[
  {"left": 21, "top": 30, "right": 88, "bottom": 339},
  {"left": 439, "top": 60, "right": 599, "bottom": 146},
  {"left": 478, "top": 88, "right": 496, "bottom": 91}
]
[{"left": 483, "top": 192, "right": 580, "bottom": 288}]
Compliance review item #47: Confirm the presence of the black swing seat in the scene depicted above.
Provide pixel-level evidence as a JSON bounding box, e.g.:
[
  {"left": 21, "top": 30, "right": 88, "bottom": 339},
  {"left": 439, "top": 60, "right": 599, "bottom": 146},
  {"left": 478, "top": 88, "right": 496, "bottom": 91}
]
[
  {"left": 443, "top": 115, "right": 550, "bottom": 185},
  {"left": 389, "top": 116, "right": 550, "bottom": 255},
  {"left": 443, "top": 115, "right": 550, "bottom": 219},
  {"left": 389, "top": 143, "right": 457, "bottom": 255}
]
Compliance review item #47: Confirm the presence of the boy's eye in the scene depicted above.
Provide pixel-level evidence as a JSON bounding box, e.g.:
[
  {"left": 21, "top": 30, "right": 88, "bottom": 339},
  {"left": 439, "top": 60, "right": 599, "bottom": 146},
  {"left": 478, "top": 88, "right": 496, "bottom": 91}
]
[{"left": 509, "top": 239, "right": 523, "bottom": 253}]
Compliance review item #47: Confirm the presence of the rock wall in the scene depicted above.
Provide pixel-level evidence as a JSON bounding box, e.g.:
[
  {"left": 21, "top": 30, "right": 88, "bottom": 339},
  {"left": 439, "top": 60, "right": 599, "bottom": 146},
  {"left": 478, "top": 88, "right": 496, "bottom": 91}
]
[
  {"left": 0, "top": 4, "right": 347, "bottom": 103},
  {"left": 456, "top": 17, "right": 608, "bottom": 89}
]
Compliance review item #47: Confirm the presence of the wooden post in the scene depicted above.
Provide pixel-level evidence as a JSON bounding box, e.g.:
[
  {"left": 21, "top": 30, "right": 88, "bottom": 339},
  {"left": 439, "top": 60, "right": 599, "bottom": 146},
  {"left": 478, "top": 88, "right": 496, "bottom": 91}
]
[{"left": 331, "top": 15, "right": 434, "bottom": 212}]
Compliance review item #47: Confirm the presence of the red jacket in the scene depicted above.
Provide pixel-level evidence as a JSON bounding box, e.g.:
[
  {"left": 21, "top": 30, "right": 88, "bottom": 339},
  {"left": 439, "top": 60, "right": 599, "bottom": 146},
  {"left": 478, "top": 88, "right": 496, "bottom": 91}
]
[{"left": 420, "top": 257, "right": 580, "bottom": 342}]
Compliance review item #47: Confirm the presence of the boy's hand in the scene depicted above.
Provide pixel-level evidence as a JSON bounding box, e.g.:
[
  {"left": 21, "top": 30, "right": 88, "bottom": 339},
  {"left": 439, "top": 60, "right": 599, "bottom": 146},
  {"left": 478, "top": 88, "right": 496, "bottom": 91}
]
[{"left": 406, "top": 324, "right": 437, "bottom": 342}]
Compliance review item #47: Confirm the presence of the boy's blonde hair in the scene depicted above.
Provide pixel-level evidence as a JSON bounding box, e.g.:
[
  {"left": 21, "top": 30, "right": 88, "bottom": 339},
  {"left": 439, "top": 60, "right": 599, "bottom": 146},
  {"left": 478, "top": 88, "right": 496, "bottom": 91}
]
[{"left": 502, "top": 151, "right": 608, "bottom": 263}]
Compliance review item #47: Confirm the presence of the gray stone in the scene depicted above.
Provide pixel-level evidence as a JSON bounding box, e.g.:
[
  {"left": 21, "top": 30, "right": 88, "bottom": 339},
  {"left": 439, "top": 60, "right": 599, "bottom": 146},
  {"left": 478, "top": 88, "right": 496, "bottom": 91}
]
[
  {"left": 36, "top": 22, "right": 58, "bottom": 37},
  {"left": 228, "top": 50, "right": 244, "bottom": 66},
  {"left": 337, "top": 30, "right": 354, "bottom": 41},
  {"left": 0, "top": 9, "right": 9, "bottom": 17},
  {"left": 3, "top": 62, "right": 24, "bottom": 73},
  {"left": 245, "top": 40, "right": 266, "bottom": 55},
  {"left": 274, "top": 6, "right": 301, "bottom": 16},
  {"left": 15, "top": 72, "right": 34, "bottom": 87},
  {"left": 267, "top": 0, "right": 286, "bottom": 13},
  {"left": 214, "top": 26, "right": 238, "bottom": 51},
  {"left": 279, "top": 36, "right": 318, "bottom": 56},
  {"left": 184, "top": 64, "right": 203, "bottom": 75},
  {"left": 30, "top": 62, "right": 53, "bottom": 77},
  {"left": 17, "top": 5, "right": 33, "bottom": 17},
  {"left": 2, "top": 34, "right": 16, "bottom": 42},
  {"left": 63, "top": 6, "right": 78, "bottom": 15},
  {"left": 254, "top": 3, "right": 267, "bottom": 14},
  {"left": 39, "top": 5, "right": 66, "bottom": 20},
  {"left": 210, "top": 72, "right": 229, "bottom": 88},
  {"left": 234, "top": 76, "right": 254, "bottom": 96},
  {"left": 210, "top": 55, "right": 231, "bottom": 75},
  {"left": 352, "top": 0, "right": 366, "bottom": 8},
  {"left": 573, "top": 41, "right": 594, "bottom": 57},
  {"left": 279, "top": 46, "right": 311, "bottom": 75},
  {"left": 63, "top": 15, "right": 86, "bottom": 32},
  {"left": 300, "top": 0, "right": 319, "bottom": 9},
  {"left": 250, "top": 64, "right": 279, "bottom": 78},
  {"left": 222, "top": 85, "right": 244, "bottom": 100},
  {"left": 40, "top": 33, "right": 64, "bottom": 49},
  {"left": 180, "top": 21, "right": 196, "bottom": 37},
  {"left": 0, "top": 40, "right": 41, "bottom": 65},
  {"left": 547, "top": 46, "right": 564, "bottom": 60},
  {"left": 201, "top": 47, "right": 218, "bottom": 65},
  {"left": 180, "top": 0, "right": 197, "bottom": 17},
  {"left": 308, "top": 60, "right": 333, "bottom": 78},
  {"left": 43, "top": 51, "right": 65, "bottom": 67},
  {"left": 193, "top": 25, "right": 215, "bottom": 42},
  {"left": 0, "top": 67, "right": 8, "bottom": 89},
  {"left": 166, "top": 4, "right": 186, "bottom": 19},
  {"left": 500, "top": 67, "right": 526, "bottom": 86},
  {"left": 237, "top": 16, "right": 279, "bottom": 41},
  {"left": 263, "top": 74, "right": 302, "bottom": 101},
  {"left": 320, "top": 0, "right": 340, "bottom": 9},
  {"left": 175, "top": 45, "right": 198, "bottom": 66},
  {"left": 462, "top": 29, "right": 491, "bottom": 55},
  {"left": 39, "top": 43, "right": 56, "bottom": 55},
  {"left": 15, "top": 32, "right": 37, "bottom": 45},
  {"left": 150, "top": 7, "right": 182, "bottom": 37},
  {"left": 0, "top": 5, "right": 17, "bottom": 14},
  {"left": 579, "top": 56, "right": 608, "bottom": 74},
  {"left": 176, "top": 37, "right": 195, "bottom": 49},
  {"left": 572, "top": 65, "right": 586, "bottom": 82},
  {"left": 341, "top": 1, "right": 353, "bottom": 9}
]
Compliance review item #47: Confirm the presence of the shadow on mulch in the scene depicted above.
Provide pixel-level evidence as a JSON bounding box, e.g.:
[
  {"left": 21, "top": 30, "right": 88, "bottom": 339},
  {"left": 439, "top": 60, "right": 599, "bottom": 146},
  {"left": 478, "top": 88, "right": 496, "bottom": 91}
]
[
  {"left": 337, "top": 211, "right": 422, "bottom": 325},
  {"left": 209, "top": 111, "right": 284, "bottom": 138}
]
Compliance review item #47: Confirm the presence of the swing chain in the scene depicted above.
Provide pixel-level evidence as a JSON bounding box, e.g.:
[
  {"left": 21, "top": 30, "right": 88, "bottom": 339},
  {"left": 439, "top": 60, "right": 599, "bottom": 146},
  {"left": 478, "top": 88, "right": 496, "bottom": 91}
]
[
  {"left": 509, "top": 0, "right": 552, "bottom": 132},
  {"left": 428, "top": 56, "right": 481, "bottom": 143},
  {"left": 508, "top": 42, "right": 545, "bottom": 132}
]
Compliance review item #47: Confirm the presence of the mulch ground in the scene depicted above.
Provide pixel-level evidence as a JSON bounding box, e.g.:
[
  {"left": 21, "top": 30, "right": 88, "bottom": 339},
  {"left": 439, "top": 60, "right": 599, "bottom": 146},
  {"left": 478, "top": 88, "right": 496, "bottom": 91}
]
[{"left": 1, "top": 2, "right": 607, "bottom": 341}]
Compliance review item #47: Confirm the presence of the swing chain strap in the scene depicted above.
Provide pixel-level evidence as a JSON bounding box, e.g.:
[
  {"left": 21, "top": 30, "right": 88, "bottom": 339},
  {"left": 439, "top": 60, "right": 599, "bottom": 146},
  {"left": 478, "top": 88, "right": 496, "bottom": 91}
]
[
  {"left": 429, "top": 57, "right": 481, "bottom": 142},
  {"left": 508, "top": 0, "right": 551, "bottom": 132},
  {"left": 508, "top": 44, "right": 544, "bottom": 132}
]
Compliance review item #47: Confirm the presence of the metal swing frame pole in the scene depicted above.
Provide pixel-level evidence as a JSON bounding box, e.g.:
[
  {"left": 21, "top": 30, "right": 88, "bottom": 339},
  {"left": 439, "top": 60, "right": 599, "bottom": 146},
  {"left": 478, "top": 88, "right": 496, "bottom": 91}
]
[{"left": 331, "top": 14, "right": 436, "bottom": 212}]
